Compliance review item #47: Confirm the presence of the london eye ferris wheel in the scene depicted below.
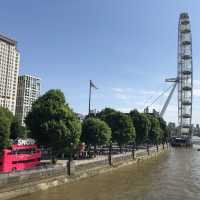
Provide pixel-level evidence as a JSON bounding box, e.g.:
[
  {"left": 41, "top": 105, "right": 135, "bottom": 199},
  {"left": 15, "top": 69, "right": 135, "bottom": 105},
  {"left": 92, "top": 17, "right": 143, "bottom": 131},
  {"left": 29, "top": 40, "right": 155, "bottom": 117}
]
[
  {"left": 146, "top": 13, "right": 193, "bottom": 141},
  {"left": 177, "top": 13, "right": 193, "bottom": 138}
]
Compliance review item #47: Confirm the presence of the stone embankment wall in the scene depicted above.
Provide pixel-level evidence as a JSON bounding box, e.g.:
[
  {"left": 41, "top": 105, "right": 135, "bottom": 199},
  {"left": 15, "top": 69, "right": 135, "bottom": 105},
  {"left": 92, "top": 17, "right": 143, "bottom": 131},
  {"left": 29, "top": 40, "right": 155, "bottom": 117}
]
[{"left": 0, "top": 146, "right": 168, "bottom": 200}]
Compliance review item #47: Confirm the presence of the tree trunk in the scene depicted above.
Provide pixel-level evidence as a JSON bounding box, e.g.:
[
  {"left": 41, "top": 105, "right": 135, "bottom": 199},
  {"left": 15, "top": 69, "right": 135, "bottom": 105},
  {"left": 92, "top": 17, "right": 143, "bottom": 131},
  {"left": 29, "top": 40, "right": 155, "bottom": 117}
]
[
  {"left": 162, "top": 142, "right": 165, "bottom": 149},
  {"left": 52, "top": 153, "right": 57, "bottom": 164},
  {"left": 108, "top": 143, "right": 112, "bottom": 166},
  {"left": 67, "top": 146, "right": 73, "bottom": 176},
  {"left": 147, "top": 144, "right": 150, "bottom": 156},
  {"left": 156, "top": 144, "right": 158, "bottom": 152},
  {"left": 94, "top": 145, "right": 97, "bottom": 158},
  {"left": 88, "top": 145, "right": 92, "bottom": 158},
  {"left": 132, "top": 145, "right": 135, "bottom": 159},
  {"left": 67, "top": 158, "right": 71, "bottom": 176},
  {"left": 119, "top": 144, "right": 122, "bottom": 153}
]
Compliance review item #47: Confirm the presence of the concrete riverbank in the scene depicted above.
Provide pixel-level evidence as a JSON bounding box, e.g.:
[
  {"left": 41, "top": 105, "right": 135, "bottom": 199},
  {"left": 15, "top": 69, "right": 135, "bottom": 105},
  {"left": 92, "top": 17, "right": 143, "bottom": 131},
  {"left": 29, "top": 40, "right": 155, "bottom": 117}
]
[{"left": 0, "top": 145, "right": 168, "bottom": 200}]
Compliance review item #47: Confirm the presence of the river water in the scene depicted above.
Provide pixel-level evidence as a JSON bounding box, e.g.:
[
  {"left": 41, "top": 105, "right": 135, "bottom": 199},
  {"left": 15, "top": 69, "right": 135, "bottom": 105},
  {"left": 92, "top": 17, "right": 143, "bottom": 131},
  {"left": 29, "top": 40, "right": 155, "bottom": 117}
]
[{"left": 16, "top": 141, "right": 200, "bottom": 200}]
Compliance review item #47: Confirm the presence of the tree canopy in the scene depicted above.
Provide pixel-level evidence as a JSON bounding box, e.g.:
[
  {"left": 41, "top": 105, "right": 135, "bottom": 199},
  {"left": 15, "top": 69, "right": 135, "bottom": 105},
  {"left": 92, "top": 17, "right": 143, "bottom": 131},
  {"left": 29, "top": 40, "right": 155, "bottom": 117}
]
[
  {"left": 81, "top": 117, "right": 111, "bottom": 147},
  {"left": 111, "top": 112, "right": 136, "bottom": 146},
  {"left": 157, "top": 116, "right": 169, "bottom": 143},
  {"left": 25, "top": 89, "right": 82, "bottom": 156},
  {"left": 129, "top": 109, "right": 150, "bottom": 145},
  {"left": 146, "top": 114, "right": 161, "bottom": 144},
  {"left": 10, "top": 117, "right": 27, "bottom": 139},
  {"left": 97, "top": 108, "right": 136, "bottom": 146},
  {"left": 96, "top": 108, "right": 116, "bottom": 120},
  {"left": 0, "top": 107, "right": 14, "bottom": 151}
]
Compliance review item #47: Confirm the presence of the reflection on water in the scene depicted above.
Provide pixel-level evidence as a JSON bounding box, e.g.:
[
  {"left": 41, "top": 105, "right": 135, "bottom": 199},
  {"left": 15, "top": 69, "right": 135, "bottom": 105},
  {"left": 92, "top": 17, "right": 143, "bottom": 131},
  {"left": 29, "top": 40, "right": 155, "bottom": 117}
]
[{"left": 16, "top": 142, "right": 200, "bottom": 200}]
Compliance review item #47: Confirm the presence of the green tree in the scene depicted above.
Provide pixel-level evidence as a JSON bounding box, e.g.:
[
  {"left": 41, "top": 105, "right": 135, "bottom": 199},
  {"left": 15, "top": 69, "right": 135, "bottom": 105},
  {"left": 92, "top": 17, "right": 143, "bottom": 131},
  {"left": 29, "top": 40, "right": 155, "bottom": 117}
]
[
  {"left": 157, "top": 117, "right": 169, "bottom": 143},
  {"left": 98, "top": 108, "right": 136, "bottom": 148},
  {"left": 0, "top": 106, "right": 13, "bottom": 121},
  {"left": 10, "top": 118, "right": 27, "bottom": 139},
  {"left": 81, "top": 117, "right": 111, "bottom": 150},
  {"left": 97, "top": 107, "right": 117, "bottom": 134},
  {"left": 129, "top": 109, "right": 150, "bottom": 145},
  {"left": 0, "top": 107, "right": 13, "bottom": 151},
  {"left": 25, "top": 89, "right": 82, "bottom": 162},
  {"left": 96, "top": 108, "right": 117, "bottom": 121},
  {"left": 112, "top": 112, "right": 135, "bottom": 148},
  {"left": 96, "top": 108, "right": 117, "bottom": 131},
  {"left": 146, "top": 114, "right": 161, "bottom": 145}
]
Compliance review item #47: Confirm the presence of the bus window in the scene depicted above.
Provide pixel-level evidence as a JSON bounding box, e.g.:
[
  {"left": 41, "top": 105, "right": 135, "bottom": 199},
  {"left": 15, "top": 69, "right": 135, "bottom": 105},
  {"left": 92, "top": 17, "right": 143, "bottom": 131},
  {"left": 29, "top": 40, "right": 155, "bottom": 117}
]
[
  {"left": 12, "top": 148, "right": 37, "bottom": 155},
  {"left": 12, "top": 159, "right": 35, "bottom": 164}
]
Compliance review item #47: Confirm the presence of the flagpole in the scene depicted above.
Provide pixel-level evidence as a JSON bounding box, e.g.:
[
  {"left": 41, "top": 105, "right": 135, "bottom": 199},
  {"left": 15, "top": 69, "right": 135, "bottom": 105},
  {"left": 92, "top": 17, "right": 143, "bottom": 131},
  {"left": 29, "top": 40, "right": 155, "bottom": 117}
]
[{"left": 88, "top": 80, "right": 92, "bottom": 116}]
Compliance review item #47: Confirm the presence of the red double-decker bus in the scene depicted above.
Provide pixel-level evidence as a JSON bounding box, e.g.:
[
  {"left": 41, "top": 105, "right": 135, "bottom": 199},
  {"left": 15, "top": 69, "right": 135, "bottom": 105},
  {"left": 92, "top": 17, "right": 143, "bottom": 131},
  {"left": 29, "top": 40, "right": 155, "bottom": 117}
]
[{"left": 0, "top": 139, "right": 41, "bottom": 173}]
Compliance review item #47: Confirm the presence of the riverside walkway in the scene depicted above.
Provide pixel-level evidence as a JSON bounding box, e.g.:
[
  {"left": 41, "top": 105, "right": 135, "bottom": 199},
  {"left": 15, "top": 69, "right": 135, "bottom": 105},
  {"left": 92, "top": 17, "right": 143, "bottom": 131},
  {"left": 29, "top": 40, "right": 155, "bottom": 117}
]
[
  {"left": 0, "top": 146, "right": 160, "bottom": 179},
  {"left": 57, "top": 146, "right": 158, "bottom": 166}
]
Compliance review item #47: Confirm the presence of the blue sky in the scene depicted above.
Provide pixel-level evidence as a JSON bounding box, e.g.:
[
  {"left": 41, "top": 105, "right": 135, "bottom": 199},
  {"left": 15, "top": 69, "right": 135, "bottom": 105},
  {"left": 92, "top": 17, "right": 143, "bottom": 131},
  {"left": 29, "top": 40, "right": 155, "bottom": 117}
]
[{"left": 1, "top": 0, "right": 200, "bottom": 124}]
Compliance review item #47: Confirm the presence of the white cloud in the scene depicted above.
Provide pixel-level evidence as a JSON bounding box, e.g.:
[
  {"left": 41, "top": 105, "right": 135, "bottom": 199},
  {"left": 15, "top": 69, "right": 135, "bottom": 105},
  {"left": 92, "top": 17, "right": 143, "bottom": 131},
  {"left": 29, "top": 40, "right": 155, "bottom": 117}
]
[
  {"left": 112, "top": 87, "right": 135, "bottom": 93},
  {"left": 112, "top": 87, "right": 135, "bottom": 101},
  {"left": 194, "top": 79, "right": 200, "bottom": 87},
  {"left": 125, "top": 88, "right": 135, "bottom": 92},
  {"left": 166, "top": 105, "right": 177, "bottom": 112},
  {"left": 114, "top": 107, "right": 132, "bottom": 113},
  {"left": 193, "top": 89, "right": 200, "bottom": 97},
  {"left": 112, "top": 88, "right": 124, "bottom": 93},
  {"left": 193, "top": 80, "right": 200, "bottom": 97},
  {"left": 135, "top": 101, "right": 146, "bottom": 106},
  {"left": 114, "top": 93, "right": 128, "bottom": 100},
  {"left": 140, "top": 90, "right": 158, "bottom": 95}
]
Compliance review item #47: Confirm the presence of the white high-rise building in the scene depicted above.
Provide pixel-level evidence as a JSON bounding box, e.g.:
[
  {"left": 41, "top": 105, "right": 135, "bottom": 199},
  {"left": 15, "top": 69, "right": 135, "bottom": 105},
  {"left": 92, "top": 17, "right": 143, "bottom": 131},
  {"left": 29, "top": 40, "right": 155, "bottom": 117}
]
[
  {"left": 0, "top": 34, "right": 20, "bottom": 114},
  {"left": 16, "top": 75, "right": 41, "bottom": 126}
]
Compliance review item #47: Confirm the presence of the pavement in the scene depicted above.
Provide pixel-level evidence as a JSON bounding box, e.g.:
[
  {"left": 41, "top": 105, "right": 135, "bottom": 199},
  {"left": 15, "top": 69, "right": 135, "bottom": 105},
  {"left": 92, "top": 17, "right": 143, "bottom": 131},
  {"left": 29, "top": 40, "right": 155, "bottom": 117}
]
[{"left": 55, "top": 148, "right": 152, "bottom": 166}]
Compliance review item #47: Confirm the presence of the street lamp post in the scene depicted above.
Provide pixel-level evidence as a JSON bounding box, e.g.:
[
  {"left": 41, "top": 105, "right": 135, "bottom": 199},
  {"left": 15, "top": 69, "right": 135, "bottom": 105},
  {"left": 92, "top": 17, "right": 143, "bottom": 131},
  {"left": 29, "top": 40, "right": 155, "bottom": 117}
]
[
  {"left": 108, "top": 141, "right": 112, "bottom": 166},
  {"left": 88, "top": 80, "right": 98, "bottom": 116},
  {"left": 132, "top": 141, "right": 135, "bottom": 160},
  {"left": 88, "top": 81, "right": 92, "bottom": 116},
  {"left": 67, "top": 142, "right": 73, "bottom": 176},
  {"left": 147, "top": 139, "right": 150, "bottom": 156}
]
